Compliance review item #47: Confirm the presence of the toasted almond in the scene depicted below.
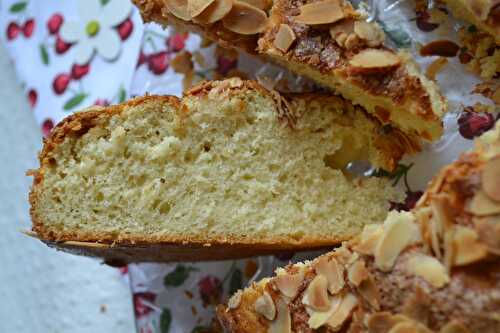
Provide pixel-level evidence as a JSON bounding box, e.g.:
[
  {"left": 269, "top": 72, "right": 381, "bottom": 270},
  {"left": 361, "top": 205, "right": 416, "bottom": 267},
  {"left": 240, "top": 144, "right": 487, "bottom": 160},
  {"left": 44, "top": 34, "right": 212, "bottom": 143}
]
[
  {"left": 193, "top": 0, "right": 233, "bottom": 24},
  {"left": 426, "top": 57, "right": 448, "bottom": 81},
  {"left": 405, "top": 254, "right": 449, "bottom": 288},
  {"left": 349, "top": 49, "right": 401, "bottom": 74},
  {"left": 482, "top": 156, "right": 500, "bottom": 202},
  {"left": 269, "top": 298, "right": 292, "bottom": 333},
  {"left": 188, "top": 0, "right": 216, "bottom": 17},
  {"left": 354, "top": 21, "right": 385, "bottom": 47},
  {"left": 302, "top": 275, "right": 330, "bottom": 311},
  {"left": 314, "top": 256, "right": 345, "bottom": 295},
  {"left": 347, "top": 260, "right": 368, "bottom": 287},
  {"left": 238, "top": 0, "right": 270, "bottom": 10},
  {"left": 352, "top": 224, "right": 384, "bottom": 255},
  {"left": 171, "top": 50, "right": 194, "bottom": 74},
  {"left": 333, "top": 246, "right": 353, "bottom": 264},
  {"left": 325, "top": 292, "right": 358, "bottom": 330},
  {"left": 475, "top": 215, "right": 500, "bottom": 255},
  {"left": 295, "top": 0, "right": 345, "bottom": 25},
  {"left": 227, "top": 290, "right": 243, "bottom": 309},
  {"left": 468, "top": 190, "right": 500, "bottom": 216},
  {"left": 443, "top": 229, "right": 455, "bottom": 273},
  {"left": 375, "top": 212, "right": 420, "bottom": 271},
  {"left": 165, "top": 0, "right": 191, "bottom": 21},
  {"left": 329, "top": 19, "right": 354, "bottom": 39},
  {"left": 439, "top": 320, "right": 471, "bottom": 333},
  {"left": 430, "top": 195, "right": 454, "bottom": 234},
  {"left": 389, "top": 321, "right": 432, "bottom": 333},
  {"left": 273, "top": 24, "right": 296, "bottom": 52},
  {"left": 274, "top": 270, "right": 304, "bottom": 298},
  {"left": 358, "top": 275, "right": 380, "bottom": 310},
  {"left": 254, "top": 291, "right": 276, "bottom": 320},
  {"left": 222, "top": 1, "right": 268, "bottom": 34},
  {"left": 402, "top": 287, "right": 430, "bottom": 325},
  {"left": 452, "top": 225, "right": 489, "bottom": 266},
  {"left": 307, "top": 295, "right": 342, "bottom": 329},
  {"left": 366, "top": 312, "right": 410, "bottom": 333}
]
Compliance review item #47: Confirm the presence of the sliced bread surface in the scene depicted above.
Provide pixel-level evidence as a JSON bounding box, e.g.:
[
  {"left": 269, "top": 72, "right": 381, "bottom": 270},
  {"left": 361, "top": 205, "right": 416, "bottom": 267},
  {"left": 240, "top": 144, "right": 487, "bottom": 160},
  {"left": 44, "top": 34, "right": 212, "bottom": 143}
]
[{"left": 29, "top": 79, "right": 407, "bottom": 262}]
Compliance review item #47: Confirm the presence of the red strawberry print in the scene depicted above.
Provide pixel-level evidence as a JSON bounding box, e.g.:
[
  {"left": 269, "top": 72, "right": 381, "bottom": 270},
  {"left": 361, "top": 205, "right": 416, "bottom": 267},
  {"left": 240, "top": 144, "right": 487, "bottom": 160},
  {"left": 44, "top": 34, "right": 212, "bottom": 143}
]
[
  {"left": 94, "top": 99, "right": 110, "bottom": 106},
  {"left": 55, "top": 36, "right": 71, "bottom": 54},
  {"left": 71, "top": 63, "right": 90, "bottom": 80},
  {"left": 27, "top": 89, "right": 37, "bottom": 108},
  {"left": 416, "top": 10, "right": 439, "bottom": 32},
  {"left": 390, "top": 190, "right": 423, "bottom": 212},
  {"left": 458, "top": 111, "right": 496, "bottom": 139},
  {"left": 137, "top": 51, "right": 147, "bottom": 67},
  {"left": 117, "top": 18, "right": 133, "bottom": 41},
  {"left": 198, "top": 275, "right": 222, "bottom": 306},
  {"left": 6, "top": 22, "right": 21, "bottom": 40},
  {"left": 133, "top": 292, "right": 156, "bottom": 318},
  {"left": 23, "top": 18, "right": 35, "bottom": 38},
  {"left": 41, "top": 119, "right": 54, "bottom": 137},
  {"left": 47, "top": 13, "right": 63, "bottom": 35},
  {"left": 168, "top": 32, "right": 188, "bottom": 52},
  {"left": 147, "top": 51, "right": 169, "bottom": 75},
  {"left": 217, "top": 56, "right": 237, "bottom": 76},
  {"left": 52, "top": 73, "right": 71, "bottom": 95}
]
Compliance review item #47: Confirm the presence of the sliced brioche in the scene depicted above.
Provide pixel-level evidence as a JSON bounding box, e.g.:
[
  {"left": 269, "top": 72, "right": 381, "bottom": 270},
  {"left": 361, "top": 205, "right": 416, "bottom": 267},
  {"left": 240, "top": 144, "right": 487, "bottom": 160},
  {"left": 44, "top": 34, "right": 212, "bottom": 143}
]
[
  {"left": 218, "top": 122, "right": 500, "bottom": 332},
  {"left": 133, "top": 0, "right": 447, "bottom": 141},
  {"left": 28, "top": 79, "right": 409, "bottom": 262}
]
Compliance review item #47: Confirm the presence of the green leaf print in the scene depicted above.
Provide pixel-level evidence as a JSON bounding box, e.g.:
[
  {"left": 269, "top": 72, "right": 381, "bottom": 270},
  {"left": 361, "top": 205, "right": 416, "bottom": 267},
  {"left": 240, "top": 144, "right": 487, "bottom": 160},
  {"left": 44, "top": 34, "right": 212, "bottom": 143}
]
[
  {"left": 160, "top": 308, "right": 172, "bottom": 333},
  {"left": 163, "top": 264, "right": 198, "bottom": 287},
  {"left": 118, "top": 86, "right": 126, "bottom": 103},
  {"left": 40, "top": 44, "right": 49, "bottom": 65},
  {"left": 378, "top": 21, "right": 412, "bottom": 49},
  {"left": 9, "top": 2, "right": 27, "bottom": 13},
  {"left": 63, "top": 93, "right": 88, "bottom": 111}
]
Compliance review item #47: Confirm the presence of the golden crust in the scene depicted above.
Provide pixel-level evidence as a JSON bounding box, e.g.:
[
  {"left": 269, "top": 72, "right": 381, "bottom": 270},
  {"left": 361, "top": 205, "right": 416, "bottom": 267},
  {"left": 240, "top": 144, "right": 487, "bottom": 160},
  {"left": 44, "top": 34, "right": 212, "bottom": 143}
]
[{"left": 29, "top": 79, "right": 414, "bottom": 262}]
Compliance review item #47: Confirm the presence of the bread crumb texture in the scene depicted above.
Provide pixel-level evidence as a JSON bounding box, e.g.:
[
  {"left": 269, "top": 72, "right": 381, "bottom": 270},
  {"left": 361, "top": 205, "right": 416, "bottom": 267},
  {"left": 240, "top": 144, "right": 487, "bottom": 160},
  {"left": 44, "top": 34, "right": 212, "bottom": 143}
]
[{"left": 31, "top": 80, "right": 402, "bottom": 247}]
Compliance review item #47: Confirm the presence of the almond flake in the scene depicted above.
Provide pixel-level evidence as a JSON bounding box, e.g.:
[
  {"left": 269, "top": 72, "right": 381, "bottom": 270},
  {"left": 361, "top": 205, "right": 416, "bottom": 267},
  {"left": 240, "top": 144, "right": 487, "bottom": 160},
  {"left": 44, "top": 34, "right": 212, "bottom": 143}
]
[
  {"left": 366, "top": 312, "right": 409, "bottom": 333},
  {"left": 254, "top": 291, "right": 276, "bottom": 320},
  {"left": 307, "top": 295, "right": 342, "bottom": 329},
  {"left": 482, "top": 156, "right": 500, "bottom": 202},
  {"left": 325, "top": 292, "right": 358, "bottom": 330},
  {"left": 269, "top": 298, "right": 292, "bottom": 333},
  {"left": 352, "top": 224, "right": 383, "bottom": 255},
  {"left": 349, "top": 49, "right": 401, "bottom": 74},
  {"left": 452, "top": 226, "right": 488, "bottom": 266},
  {"left": 165, "top": 0, "right": 191, "bottom": 21},
  {"left": 475, "top": 215, "right": 500, "bottom": 255},
  {"left": 273, "top": 24, "right": 296, "bottom": 52},
  {"left": 358, "top": 275, "right": 380, "bottom": 310},
  {"left": 295, "top": 0, "right": 345, "bottom": 25},
  {"left": 314, "top": 256, "right": 345, "bottom": 295},
  {"left": 426, "top": 57, "right": 448, "bottom": 81},
  {"left": 389, "top": 321, "right": 431, "bottom": 333},
  {"left": 468, "top": 189, "right": 500, "bottom": 216},
  {"left": 302, "top": 275, "right": 330, "bottom": 311},
  {"left": 238, "top": 0, "right": 271, "bottom": 10},
  {"left": 402, "top": 287, "right": 430, "bottom": 325},
  {"left": 353, "top": 21, "right": 385, "bottom": 47},
  {"left": 329, "top": 19, "right": 354, "bottom": 46},
  {"left": 274, "top": 269, "right": 304, "bottom": 298},
  {"left": 188, "top": 0, "right": 216, "bottom": 17},
  {"left": 405, "top": 254, "right": 449, "bottom": 288},
  {"left": 375, "top": 212, "right": 420, "bottom": 272},
  {"left": 347, "top": 260, "right": 368, "bottom": 287},
  {"left": 222, "top": 1, "right": 268, "bottom": 34},
  {"left": 227, "top": 290, "right": 243, "bottom": 309},
  {"left": 193, "top": 0, "right": 233, "bottom": 24},
  {"left": 439, "top": 320, "right": 471, "bottom": 333}
]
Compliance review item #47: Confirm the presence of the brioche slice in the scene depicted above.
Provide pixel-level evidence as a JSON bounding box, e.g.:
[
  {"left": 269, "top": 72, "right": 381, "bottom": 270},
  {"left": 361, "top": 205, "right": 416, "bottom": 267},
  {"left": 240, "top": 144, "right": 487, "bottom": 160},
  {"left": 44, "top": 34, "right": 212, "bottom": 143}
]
[
  {"left": 444, "top": 0, "right": 500, "bottom": 43},
  {"left": 133, "top": 0, "right": 447, "bottom": 141},
  {"left": 28, "top": 79, "right": 411, "bottom": 262},
  {"left": 218, "top": 122, "right": 500, "bottom": 332}
]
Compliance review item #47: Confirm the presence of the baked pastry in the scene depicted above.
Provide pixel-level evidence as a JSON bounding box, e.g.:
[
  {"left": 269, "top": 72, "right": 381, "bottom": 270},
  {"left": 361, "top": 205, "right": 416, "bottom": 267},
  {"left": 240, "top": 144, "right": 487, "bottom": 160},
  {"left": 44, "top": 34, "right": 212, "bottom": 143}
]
[
  {"left": 443, "top": 0, "right": 500, "bottom": 44},
  {"left": 217, "top": 121, "right": 500, "bottom": 332},
  {"left": 28, "top": 78, "right": 413, "bottom": 262},
  {"left": 133, "top": 0, "right": 447, "bottom": 141}
]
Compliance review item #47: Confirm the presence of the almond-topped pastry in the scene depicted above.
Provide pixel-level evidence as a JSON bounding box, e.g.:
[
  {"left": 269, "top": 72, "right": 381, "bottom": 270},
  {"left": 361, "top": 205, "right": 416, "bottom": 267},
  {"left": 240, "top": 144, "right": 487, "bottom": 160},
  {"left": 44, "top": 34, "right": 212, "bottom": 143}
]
[
  {"left": 27, "top": 79, "right": 414, "bottom": 262},
  {"left": 133, "top": 0, "right": 447, "bottom": 141},
  {"left": 443, "top": 0, "right": 500, "bottom": 44},
  {"left": 217, "top": 122, "right": 500, "bottom": 332}
]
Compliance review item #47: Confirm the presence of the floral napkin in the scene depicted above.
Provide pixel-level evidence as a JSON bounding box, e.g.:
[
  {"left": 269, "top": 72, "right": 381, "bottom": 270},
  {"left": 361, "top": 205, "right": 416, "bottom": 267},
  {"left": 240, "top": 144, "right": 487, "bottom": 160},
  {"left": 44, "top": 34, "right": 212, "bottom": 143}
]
[{"left": 1, "top": 0, "right": 498, "bottom": 332}]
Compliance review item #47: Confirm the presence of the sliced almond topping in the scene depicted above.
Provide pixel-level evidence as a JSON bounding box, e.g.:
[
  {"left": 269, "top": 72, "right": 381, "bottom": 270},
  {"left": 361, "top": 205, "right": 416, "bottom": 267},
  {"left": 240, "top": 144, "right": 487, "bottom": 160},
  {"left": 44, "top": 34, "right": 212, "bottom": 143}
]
[
  {"left": 188, "top": 0, "right": 216, "bottom": 17},
  {"left": 227, "top": 290, "right": 243, "bottom": 309},
  {"left": 254, "top": 291, "right": 276, "bottom": 320},
  {"left": 375, "top": 212, "right": 420, "bottom": 271},
  {"left": 274, "top": 270, "right": 304, "bottom": 298},
  {"left": 193, "top": 0, "right": 233, "bottom": 24},
  {"left": 468, "top": 190, "right": 500, "bottom": 216},
  {"left": 482, "top": 156, "right": 500, "bottom": 202},
  {"left": 426, "top": 57, "right": 448, "bottom": 81},
  {"left": 314, "top": 256, "right": 345, "bottom": 295},
  {"left": 295, "top": 0, "right": 345, "bottom": 25},
  {"left": 402, "top": 286, "right": 431, "bottom": 325},
  {"left": 452, "top": 226, "right": 489, "bottom": 266},
  {"left": 325, "top": 292, "right": 358, "bottom": 330},
  {"left": 349, "top": 49, "right": 401, "bottom": 74},
  {"left": 332, "top": 246, "right": 353, "bottom": 265},
  {"left": 405, "top": 254, "right": 449, "bottom": 288},
  {"left": 358, "top": 275, "right": 380, "bottom": 310},
  {"left": 273, "top": 24, "right": 296, "bottom": 53},
  {"left": 439, "top": 320, "right": 471, "bottom": 333},
  {"left": 352, "top": 224, "right": 384, "bottom": 255},
  {"left": 347, "top": 260, "right": 368, "bottom": 287},
  {"left": 475, "top": 215, "right": 500, "bottom": 255},
  {"left": 329, "top": 19, "right": 354, "bottom": 38},
  {"left": 302, "top": 275, "right": 330, "bottom": 311},
  {"left": 389, "top": 321, "right": 431, "bottom": 333},
  {"left": 269, "top": 298, "right": 292, "bottom": 333},
  {"left": 307, "top": 295, "right": 342, "bottom": 329},
  {"left": 366, "top": 312, "right": 410, "bottom": 333},
  {"left": 222, "top": 1, "right": 268, "bottom": 34},
  {"left": 354, "top": 21, "right": 385, "bottom": 47},
  {"left": 165, "top": 0, "right": 191, "bottom": 21},
  {"left": 238, "top": 0, "right": 270, "bottom": 10}
]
